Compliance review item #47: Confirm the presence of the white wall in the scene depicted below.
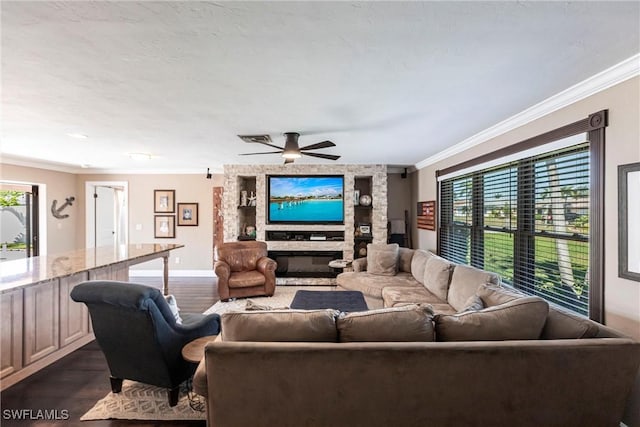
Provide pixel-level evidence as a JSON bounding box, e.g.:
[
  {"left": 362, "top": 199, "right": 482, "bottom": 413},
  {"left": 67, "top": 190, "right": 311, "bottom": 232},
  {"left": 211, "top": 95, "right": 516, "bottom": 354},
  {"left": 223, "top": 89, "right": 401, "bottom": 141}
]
[{"left": 415, "top": 76, "right": 640, "bottom": 338}]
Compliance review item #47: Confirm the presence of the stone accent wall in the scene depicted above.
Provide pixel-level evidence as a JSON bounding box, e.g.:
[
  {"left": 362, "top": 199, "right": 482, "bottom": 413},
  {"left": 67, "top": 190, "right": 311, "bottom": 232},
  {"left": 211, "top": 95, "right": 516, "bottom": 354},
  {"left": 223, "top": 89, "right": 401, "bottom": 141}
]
[{"left": 223, "top": 164, "right": 388, "bottom": 260}]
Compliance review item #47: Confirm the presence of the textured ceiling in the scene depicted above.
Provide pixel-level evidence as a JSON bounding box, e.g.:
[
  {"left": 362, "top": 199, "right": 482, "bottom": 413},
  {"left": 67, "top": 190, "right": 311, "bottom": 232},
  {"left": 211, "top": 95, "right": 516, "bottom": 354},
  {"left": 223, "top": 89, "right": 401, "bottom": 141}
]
[{"left": 1, "top": 1, "right": 639, "bottom": 173}]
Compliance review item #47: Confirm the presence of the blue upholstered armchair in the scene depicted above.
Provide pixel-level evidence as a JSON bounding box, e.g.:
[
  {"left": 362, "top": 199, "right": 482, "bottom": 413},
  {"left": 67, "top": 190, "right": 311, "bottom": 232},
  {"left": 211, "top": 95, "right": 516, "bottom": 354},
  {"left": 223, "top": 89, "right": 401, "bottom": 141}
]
[{"left": 70, "top": 280, "right": 220, "bottom": 406}]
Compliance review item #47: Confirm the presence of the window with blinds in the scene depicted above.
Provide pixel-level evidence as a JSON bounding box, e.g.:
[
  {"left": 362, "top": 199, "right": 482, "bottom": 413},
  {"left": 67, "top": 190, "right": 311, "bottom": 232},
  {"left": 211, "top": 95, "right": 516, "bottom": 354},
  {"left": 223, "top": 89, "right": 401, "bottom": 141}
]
[{"left": 439, "top": 142, "right": 591, "bottom": 316}]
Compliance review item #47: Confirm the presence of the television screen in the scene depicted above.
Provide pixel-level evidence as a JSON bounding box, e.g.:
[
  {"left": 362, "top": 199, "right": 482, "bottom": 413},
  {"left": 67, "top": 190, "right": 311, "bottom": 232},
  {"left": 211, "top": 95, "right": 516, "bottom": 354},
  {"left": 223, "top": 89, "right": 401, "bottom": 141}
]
[{"left": 267, "top": 175, "right": 344, "bottom": 224}]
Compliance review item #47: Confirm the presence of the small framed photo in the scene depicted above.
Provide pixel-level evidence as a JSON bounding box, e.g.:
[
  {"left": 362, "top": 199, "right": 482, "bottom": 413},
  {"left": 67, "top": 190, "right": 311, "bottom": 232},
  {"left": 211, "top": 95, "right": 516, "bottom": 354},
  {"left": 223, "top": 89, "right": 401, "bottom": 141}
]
[
  {"left": 358, "top": 224, "right": 371, "bottom": 235},
  {"left": 354, "top": 189, "right": 360, "bottom": 205},
  {"left": 154, "top": 215, "right": 175, "bottom": 238},
  {"left": 154, "top": 190, "right": 175, "bottom": 213},
  {"left": 177, "top": 202, "right": 198, "bottom": 226}
]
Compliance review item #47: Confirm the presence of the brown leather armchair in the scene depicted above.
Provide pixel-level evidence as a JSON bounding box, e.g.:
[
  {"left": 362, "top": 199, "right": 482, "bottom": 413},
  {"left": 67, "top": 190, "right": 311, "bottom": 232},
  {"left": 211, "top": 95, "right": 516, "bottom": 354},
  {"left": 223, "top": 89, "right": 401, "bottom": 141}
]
[{"left": 214, "top": 241, "right": 277, "bottom": 301}]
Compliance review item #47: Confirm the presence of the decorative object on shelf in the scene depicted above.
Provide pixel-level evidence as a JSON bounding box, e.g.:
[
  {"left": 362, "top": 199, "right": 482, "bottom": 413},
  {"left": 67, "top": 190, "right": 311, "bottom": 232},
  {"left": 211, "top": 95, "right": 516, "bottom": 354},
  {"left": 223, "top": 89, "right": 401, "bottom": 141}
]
[
  {"left": 618, "top": 162, "right": 640, "bottom": 281},
  {"left": 154, "top": 190, "right": 175, "bottom": 213},
  {"left": 358, "top": 246, "right": 367, "bottom": 257},
  {"left": 354, "top": 189, "right": 360, "bottom": 205},
  {"left": 248, "top": 191, "right": 256, "bottom": 206},
  {"left": 245, "top": 225, "right": 256, "bottom": 238},
  {"left": 359, "top": 194, "right": 372, "bottom": 207},
  {"left": 50, "top": 196, "right": 75, "bottom": 219},
  {"left": 177, "top": 203, "right": 198, "bottom": 226},
  {"left": 154, "top": 215, "right": 175, "bottom": 238},
  {"left": 358, "top": 224, "right": 372, "bottom": 236},
  {"left": 240, "top": 190, "right": 248, "bottom": 207},
  {"left": 417, "top": 200, "right": 436, "bottom": 231}
]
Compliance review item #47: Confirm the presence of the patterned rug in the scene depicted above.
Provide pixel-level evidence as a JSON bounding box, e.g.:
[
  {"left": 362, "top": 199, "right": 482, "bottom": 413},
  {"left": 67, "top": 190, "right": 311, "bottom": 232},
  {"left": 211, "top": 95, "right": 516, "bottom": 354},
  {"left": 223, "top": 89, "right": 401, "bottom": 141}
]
[
  {"left": 81, "top": 380, "right": 205, "bottom": 421},
  {"left": 203, "top": 285, "right": 336, "bottom": 315},
  {"left": 82, "top": 286, "right": 335, "bottom": 421}
]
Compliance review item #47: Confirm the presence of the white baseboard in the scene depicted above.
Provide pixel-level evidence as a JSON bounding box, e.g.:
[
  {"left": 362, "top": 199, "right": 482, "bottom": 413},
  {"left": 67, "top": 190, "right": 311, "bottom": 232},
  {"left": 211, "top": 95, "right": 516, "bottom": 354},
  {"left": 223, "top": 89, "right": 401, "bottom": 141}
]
[{"left": 129, "top": 269, "right": 216, "bottom": 277}]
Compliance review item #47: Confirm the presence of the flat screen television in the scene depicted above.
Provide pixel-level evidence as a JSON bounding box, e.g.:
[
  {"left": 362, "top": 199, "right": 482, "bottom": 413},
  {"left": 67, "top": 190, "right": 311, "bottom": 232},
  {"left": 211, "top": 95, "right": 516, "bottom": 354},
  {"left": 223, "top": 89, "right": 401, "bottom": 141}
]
[{"left": 267, "top": 175, "right": 344, "bottom": 224}]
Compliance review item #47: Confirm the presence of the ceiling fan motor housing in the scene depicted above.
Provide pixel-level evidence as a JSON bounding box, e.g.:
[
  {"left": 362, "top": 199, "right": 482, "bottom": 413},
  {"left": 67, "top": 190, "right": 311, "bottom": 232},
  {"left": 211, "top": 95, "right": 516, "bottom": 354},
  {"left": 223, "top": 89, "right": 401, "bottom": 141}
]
[{"left": 283, "top": 132, "right": 302, "bottom": 158}]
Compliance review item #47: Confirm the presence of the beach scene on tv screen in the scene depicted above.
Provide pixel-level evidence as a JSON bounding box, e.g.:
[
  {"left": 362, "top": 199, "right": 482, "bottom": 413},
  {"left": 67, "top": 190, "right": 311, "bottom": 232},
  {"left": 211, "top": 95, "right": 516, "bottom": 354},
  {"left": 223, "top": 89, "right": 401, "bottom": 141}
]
[{"left": 269, "top": 176, "right": 344, "bottom": 222}]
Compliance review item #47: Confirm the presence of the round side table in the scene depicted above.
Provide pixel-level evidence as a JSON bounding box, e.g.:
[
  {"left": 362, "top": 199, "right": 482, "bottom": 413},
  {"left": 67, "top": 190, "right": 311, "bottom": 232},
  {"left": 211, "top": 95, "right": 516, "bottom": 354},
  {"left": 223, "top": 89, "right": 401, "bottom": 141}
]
[
  {"left": 181, "top": 335, "right": 218, "bottom": 363},
  {"left": 328, "top": 259, "right": 352, "bottom": 273}
]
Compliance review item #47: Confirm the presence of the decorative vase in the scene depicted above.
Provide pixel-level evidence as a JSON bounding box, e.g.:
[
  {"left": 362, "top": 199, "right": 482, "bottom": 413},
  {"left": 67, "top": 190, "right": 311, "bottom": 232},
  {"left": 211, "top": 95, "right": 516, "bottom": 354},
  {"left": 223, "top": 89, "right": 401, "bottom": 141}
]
[{"left": 359, "top": 194, "right": 372, "bottom": 207}]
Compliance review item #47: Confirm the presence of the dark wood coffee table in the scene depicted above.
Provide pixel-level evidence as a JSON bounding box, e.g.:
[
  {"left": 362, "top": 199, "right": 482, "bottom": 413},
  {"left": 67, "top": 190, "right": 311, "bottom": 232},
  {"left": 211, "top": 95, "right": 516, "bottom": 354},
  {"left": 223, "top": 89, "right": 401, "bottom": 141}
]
[{"left": 290, "top": 290, "right": 368, "bottom": 312}]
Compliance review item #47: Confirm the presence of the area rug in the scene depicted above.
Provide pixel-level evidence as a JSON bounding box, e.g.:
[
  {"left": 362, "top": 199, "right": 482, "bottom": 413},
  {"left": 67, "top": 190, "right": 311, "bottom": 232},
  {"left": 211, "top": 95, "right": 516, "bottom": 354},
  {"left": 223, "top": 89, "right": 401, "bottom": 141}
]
[
  {"left": 203, "top": 285, "right": 336, "bottom": 316},
  {"left": 81, "top": 380, "right": 205, "bottom": 421}
]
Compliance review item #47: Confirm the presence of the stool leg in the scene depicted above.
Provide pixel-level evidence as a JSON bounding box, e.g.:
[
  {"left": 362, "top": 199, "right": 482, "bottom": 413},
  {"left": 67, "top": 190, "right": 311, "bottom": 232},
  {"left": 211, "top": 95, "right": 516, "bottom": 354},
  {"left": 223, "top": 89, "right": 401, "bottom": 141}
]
[
  {"left": 168, "top": 386, "right": 180, "bottom": 407},
  {"left": 110, "top": 377, "right": 123, "bottom": 393}
]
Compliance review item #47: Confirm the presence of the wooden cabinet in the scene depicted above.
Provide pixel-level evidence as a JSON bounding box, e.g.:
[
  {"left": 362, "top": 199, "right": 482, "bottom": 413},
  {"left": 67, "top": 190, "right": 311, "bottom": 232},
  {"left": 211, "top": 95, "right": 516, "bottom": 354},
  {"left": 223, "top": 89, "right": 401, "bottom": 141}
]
[
  {"left": 1, "top": 289, "right": 23, "bottom": 379},
  {"left": 59, "top": 272, "right": 90, "bottom": 347},
  {"left": 23, "top": 280, "right": 60, "bottom": 365}
]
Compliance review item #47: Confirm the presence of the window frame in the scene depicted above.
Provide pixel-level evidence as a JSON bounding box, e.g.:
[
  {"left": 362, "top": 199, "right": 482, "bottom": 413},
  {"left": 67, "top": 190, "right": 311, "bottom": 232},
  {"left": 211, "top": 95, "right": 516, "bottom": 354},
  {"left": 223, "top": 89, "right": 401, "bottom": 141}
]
[{"left": 436, "top": 110, "right": 607, "bottom": 321}]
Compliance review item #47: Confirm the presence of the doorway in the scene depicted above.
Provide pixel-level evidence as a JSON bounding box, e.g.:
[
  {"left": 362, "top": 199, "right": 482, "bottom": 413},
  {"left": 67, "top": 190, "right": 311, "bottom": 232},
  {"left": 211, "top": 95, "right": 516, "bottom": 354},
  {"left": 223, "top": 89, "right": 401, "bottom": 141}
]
[
  {"left": 0, "top": 182, "right": 40, "bottom": 261},
  {"left": 85, "top": 182, "right": 128, "bottom": 248}
]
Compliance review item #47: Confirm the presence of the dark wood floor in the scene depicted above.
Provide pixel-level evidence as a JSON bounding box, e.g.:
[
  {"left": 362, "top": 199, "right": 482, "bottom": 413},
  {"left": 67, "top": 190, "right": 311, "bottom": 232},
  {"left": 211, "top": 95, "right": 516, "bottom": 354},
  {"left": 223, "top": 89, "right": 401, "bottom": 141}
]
[{"left": 1, "top": 277, "right": 219, "bottom": 427}]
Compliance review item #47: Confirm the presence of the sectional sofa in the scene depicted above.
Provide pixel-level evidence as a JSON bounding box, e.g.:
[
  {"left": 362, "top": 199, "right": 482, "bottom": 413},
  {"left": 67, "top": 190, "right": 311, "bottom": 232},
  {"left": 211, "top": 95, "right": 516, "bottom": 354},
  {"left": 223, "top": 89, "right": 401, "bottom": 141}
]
[{"left": 193, "top": 245, "right": 640, "bottom": 426}]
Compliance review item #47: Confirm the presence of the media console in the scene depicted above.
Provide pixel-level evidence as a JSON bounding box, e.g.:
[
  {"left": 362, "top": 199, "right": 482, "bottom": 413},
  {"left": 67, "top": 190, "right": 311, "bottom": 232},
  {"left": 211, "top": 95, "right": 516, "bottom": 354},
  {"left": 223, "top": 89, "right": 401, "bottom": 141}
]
[{"left": 266, "top": 230, "right": 344, "bottom": 241}]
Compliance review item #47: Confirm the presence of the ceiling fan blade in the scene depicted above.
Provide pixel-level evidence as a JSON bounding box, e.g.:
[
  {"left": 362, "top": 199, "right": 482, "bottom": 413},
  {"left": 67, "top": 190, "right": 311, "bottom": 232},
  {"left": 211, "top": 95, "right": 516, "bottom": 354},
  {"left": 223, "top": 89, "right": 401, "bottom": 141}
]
[
  {"left": 239, "top": 151, "right": 283, "bottom": 156},
  {"left": 299, "top": 140, "right": 335, "bottom": 151},
  {"left": 284, "top": 158, "right": 294, "bottom": 164},
  {"left": 252, "top": 142, "right": 286, "bottom": 150},
  {"left": 301, "top": 152, "right": 341, "bottom": 161}
]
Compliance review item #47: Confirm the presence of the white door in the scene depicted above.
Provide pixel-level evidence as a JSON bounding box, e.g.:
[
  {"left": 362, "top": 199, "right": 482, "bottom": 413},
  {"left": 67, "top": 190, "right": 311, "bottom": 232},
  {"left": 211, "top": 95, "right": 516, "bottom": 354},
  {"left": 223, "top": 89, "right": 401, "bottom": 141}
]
[
  {"left": 85, "top": 182, "right": 128, "bottom": 248},
  {"left": 95, "top": 186, "right": 116, "bottom": 247}
]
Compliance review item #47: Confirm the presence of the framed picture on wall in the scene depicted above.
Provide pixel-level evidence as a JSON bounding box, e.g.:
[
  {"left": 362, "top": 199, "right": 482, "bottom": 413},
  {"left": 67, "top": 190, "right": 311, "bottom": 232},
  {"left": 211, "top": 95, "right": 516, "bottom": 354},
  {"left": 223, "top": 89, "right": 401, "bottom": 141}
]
[
  {"left": 154, "top": 215, "right": 175, "bottom": 238},
  {"left": 154, "top": 190, "right": 175, "bottom": 213},
  {"left": 177, "top": 202, "right": 198, "bottom": 226}
]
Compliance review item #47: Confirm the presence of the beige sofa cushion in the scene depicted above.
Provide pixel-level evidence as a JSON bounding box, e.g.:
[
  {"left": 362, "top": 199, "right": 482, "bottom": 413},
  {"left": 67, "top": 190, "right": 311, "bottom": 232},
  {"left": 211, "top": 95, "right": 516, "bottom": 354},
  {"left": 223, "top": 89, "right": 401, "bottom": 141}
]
[
  {"left": 337, "top": 304, "right": 435, "bottom": 342},
  {"left": 541, "top": 306, "right": 600, "bottom": 339},
  {"left": 221, "top": 309, "right": 339, "bottom": 342},
  {"left": 367, "top": 243, "right": 400, "bottom": 276},
  {"left": 447, "top": 265, "right": 501, "bottom": 311},
  {"left": 337, "top": 271, "right": 421, "bottom": 299},
  {"left": 423, "top": 255, "right": 455, "bottom": 300},
  {"left": 434, "top": 296, "right": 549, "bottom": 341},
  {"left": 477, "top": 283, "right": 524, "bottom": 307},
  {"left": 398, "top": 247, "right": 415, "bottom": 272},
  {"left": 410, "top": 249, "right": 433, "bottom": 284},
  {"left": 458, "top": 294, "right": 485, "bottom": 313}
]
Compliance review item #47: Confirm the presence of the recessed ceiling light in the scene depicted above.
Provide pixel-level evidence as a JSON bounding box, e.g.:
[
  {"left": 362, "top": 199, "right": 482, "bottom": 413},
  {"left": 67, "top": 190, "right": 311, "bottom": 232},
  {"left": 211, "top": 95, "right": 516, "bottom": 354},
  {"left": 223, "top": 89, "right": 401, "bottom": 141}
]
[
  {"left": 80, "top": 164, "right": 90, "bottom": 168},
  {"left": 66, "top": 133, "right": 88, "bottom": 139},
  {"left": 127, "top": 152, "right": 152, "bottom": 161}
]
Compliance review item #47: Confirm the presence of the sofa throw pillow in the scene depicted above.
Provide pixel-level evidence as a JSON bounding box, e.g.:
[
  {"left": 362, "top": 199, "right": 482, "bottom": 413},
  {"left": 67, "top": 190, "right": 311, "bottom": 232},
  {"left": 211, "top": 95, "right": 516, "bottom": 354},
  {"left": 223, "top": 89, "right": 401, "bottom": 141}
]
[
  {"left": 221, "top": 309, "right": 339, "bottom": 342},
  {"left": 337, "top": 304, "right": 435, "bottom": 342},
  {"left": 476, "top": 283, "right": 525, "bottom": 307},
  {"left": 423, "top": 255, "right": 454, "bottom": 301},
  {"left": 410, "top": 249, "right": 433, "bottom": 284},
  {"left": 366, "top": 243, "right": 400, "bottom": 276},
  {"left": 434, "top": 296, "right": 549, "bottom": 341},
  {"left": 164, "top": 294, "right": 182, "bottom": 324},
  {"left": 458, "top": 294, "right": 485, "bottom": 313},
  {"left": 447, "top": 265, "right": 501, "bottom": 312}
]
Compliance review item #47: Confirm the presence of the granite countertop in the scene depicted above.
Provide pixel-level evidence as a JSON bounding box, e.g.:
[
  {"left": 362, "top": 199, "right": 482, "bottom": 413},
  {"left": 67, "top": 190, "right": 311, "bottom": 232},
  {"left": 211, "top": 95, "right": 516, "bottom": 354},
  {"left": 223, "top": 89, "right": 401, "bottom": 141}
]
[{"left": 0, "top": 243, "right": 184, "bottom": 292}]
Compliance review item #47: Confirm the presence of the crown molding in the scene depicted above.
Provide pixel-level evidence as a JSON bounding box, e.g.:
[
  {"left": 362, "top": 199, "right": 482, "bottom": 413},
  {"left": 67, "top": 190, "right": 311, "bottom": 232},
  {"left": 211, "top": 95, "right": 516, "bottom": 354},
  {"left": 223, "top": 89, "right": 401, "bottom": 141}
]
[
  {"left": 0, "top": 155, "right": 224, "bottom": 175},
  {"left": 415, "top": 53, "right": 640, "bottom": 170}
]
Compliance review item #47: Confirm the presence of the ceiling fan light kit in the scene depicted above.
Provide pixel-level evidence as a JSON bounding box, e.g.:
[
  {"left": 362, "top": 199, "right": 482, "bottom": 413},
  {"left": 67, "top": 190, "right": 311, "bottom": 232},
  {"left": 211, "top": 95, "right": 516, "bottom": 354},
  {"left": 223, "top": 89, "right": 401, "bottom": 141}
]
[{"left": 238, "top": 131, "right": 340, "bottom": 164}]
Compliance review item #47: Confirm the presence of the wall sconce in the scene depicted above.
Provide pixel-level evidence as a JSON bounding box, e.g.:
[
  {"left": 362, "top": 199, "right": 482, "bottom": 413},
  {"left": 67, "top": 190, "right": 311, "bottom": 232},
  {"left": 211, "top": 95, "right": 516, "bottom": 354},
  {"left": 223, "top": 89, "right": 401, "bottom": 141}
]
[{"left": 206, "top": 168, "right": 212, "bottom": 179}]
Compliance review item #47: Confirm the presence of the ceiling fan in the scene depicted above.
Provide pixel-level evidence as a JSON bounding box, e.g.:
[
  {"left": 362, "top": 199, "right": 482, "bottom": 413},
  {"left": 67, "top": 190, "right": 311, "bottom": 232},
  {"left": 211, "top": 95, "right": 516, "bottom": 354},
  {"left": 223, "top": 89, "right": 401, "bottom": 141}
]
[{"left": 238, "top": 132, "right": 341, "bottom": 164}]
